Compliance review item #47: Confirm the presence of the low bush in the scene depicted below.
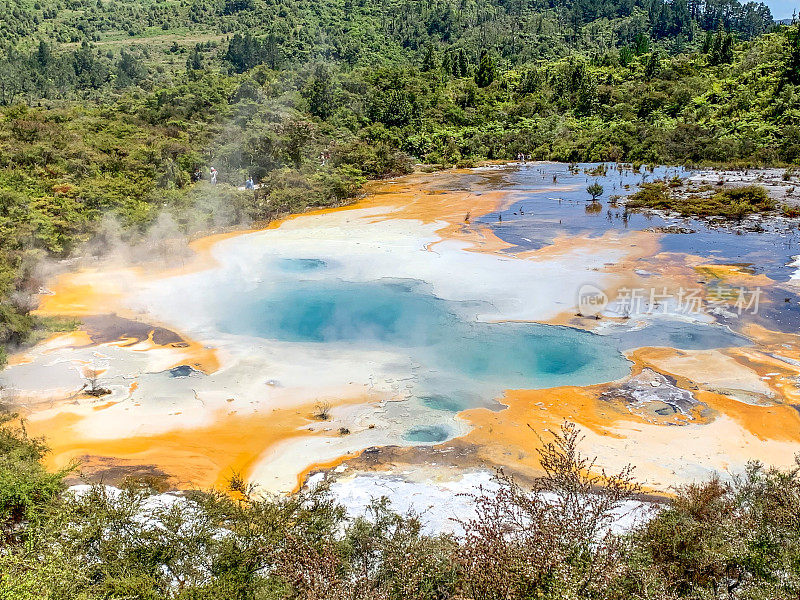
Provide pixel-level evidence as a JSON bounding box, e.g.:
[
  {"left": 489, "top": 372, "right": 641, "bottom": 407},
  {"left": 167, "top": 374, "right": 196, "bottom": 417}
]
[
  {"left": 627, "top": 183, "right": 773, "bottom": 219},
  {"left": 2, "top": 411, "right": 799, "bottom": 599}
]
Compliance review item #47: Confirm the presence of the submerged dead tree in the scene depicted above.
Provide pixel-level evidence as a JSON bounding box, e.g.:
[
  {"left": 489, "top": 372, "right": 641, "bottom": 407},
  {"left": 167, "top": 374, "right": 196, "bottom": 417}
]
[{"left": 82, "top": 364, "right": 111, "bottom": 397}]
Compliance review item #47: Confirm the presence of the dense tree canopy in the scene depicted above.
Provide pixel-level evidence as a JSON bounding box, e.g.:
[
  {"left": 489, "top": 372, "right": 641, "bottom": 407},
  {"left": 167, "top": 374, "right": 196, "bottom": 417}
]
[{"left": 0, "top": 0, "right": 778, "bottom": 101}]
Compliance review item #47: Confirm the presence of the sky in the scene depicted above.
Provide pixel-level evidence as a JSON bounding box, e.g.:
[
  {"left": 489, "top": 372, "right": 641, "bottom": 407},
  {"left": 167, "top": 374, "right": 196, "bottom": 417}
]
[{"left": 767, "top": 0, "right": 798, "bottom": 19}]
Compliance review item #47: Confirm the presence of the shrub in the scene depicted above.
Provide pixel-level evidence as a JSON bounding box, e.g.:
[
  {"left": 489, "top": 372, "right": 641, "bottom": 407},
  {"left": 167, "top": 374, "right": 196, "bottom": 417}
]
[
  {"left": 587, "top": 182, "right": 604, "bottom": 200},
  {"left": 718, "top": 185, "right": 773, "bottom": 211},
  {"left": 333, "top": 140, "right": 414, "bottom": 179},
  {"left": 456, "top": 423, "right": 639, "bottom": 600},
  {"left": 627, "top": 183, "right": 773, "bottom": 218},
  {"left": 782, "top": 204, "right": 800, "bottom": 217},
  {"left": 625, "top": 182, "right": 672, "bottom": 209},
  {"left": 640, "top": 460, "right": 800, "bottom": 598}
]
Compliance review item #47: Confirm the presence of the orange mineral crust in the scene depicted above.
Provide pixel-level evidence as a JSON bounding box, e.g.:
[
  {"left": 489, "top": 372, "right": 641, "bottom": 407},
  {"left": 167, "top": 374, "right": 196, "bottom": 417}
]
[
  {"left": 13, "top": 321, "right": 220, "bottom": 376},
  {"left": 24, "top": 396, "right": 371, "bottom": 491},
  {"left": 458, "top": 346, "right": 800, "bottom": 488},
  {"left": 120, "top": 330, "right": 221, "bottom": 374},
  {"left": 693, "top": 263, "right": 774, "bottom": 288},
  {"left": 35, "top": 268, "right": 133, "bottom": 317},
  {"left": 259, "top": 173, "right": 526, "bottom": 254},
  {"left": 456, "top": 386, "right": 656, "bottom": 483}
]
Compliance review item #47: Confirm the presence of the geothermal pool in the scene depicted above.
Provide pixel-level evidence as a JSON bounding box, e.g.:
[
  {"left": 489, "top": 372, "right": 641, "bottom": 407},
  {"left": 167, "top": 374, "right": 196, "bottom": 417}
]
[{"left": 4, "top": 163, "right": 800, "bottom": 494}]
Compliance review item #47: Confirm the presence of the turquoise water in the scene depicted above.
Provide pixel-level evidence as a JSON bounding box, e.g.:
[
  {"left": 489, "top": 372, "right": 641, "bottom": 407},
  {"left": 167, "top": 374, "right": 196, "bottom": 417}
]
[
  {"left": 420, "top": 395, "right": 466, "bottom": 412},
  {"left": 213, "top": 275, "right": 750, "bottom": 416},
  {"left": 276, "top": 258, "right": 329, "bottom": 273},
  {"left": 219, "top": 280, "right": 449, "bottom": 346},
  {"left": 214, "top": 278, "right": 633, "bottom": 394},
  {"left": 404, "top": 425, "right": 451, "bottom": 443}
]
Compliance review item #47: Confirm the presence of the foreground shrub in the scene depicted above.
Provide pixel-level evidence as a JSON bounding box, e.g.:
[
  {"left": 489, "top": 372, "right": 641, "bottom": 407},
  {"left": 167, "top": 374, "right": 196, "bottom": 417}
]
[
  {"left": 456, "top": 423, "right": 640, "bottom": 600},
  {"left": 640, "top": 461, "right": 800, "bottom": 600},
  {"left": 1, "top": 408, "right": 800, "bottom": 599}
]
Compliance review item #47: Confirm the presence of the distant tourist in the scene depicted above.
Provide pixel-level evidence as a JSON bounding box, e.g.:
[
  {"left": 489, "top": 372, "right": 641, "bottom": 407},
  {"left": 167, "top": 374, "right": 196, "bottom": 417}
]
[
  {"left": 210, "top": 167, "right": 218, "bottom": 184},
  {"left": 191, "top": 168, "right": 202, "bottom": 183},
  {"left": 245, "top": 176, "right": 255, "bottom": 190}
]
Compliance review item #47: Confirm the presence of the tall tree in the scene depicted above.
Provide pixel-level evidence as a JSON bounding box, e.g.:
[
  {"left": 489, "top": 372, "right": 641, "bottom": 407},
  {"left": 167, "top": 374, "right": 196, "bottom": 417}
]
[
  {"left": 186, "top": 45, "right": 203, "bottom": 71},
  {"left": 707, "top": 26, "right": 734, "bottom": 65},
  {"left": 441, "top": 51, "right": 452, "bottom": 78},
  {"left": 457, "top": 48, "right": 468, "bottom": 77},
  {"left": 421, "top": 44, "right": 437, "bottom": 71},
  {"left": 786, "top": 27, "right": 800, "bottom": 85},
  {"left": 302, "top": 64, "right": 337, "bottom": 119},
  {"left": 475, "top": 48, "right": 495, "bottom": 87}
]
